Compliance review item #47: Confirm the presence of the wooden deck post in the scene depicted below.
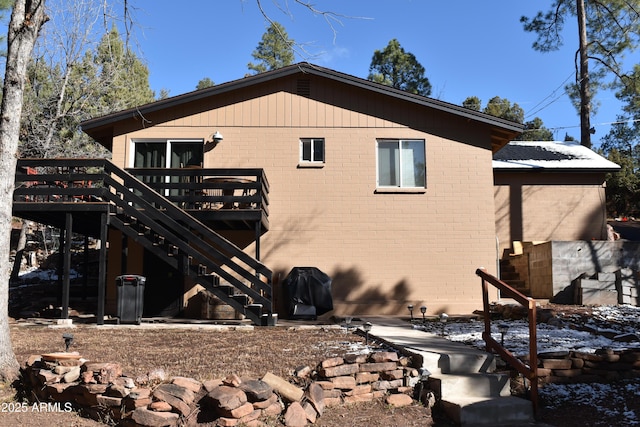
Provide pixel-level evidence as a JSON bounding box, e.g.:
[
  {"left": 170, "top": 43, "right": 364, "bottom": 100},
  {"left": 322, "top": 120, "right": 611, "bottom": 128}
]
[
  {"left": 97, "top": 212, "right": 108, "bottom": 325},
  {"left": 62, "top": 213, "right": 72, "bottom": 319}
]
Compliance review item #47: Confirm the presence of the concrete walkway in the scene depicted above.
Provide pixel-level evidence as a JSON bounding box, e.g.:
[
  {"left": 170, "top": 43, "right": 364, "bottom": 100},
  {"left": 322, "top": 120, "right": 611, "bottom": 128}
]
[{"left": 360, "top": 316, "right": 494, "bottom": 375}]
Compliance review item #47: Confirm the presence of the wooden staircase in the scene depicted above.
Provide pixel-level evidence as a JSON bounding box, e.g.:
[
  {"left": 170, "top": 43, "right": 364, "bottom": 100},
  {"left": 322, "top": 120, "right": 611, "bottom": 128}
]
[{"left": 13, "top": 159, "right": 274, "bottom": 325}]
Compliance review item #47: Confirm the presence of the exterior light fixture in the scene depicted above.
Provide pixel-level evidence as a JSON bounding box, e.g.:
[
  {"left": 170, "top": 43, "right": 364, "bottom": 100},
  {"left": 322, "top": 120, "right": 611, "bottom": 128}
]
[
  {"left": 363, "top": 321, "right": 372, "bottom": 347},
  {"left": 212, "top": 131, "right": 224, "bottom": 142},
  {"left": 343, "top": 316, "right": 353, "bottom": 334},
  {"left": 407, "top": 304, "right": 414, "bottom": 321},
  {"left": 63, "top": 333, "right": 74, "bottom": 352},
  {"left": 420, "top": 305, "right": 427, "bottom": 323},
  {"left": 498, "top": 323, "right": 509, "bottom": 347},
  {"left": 439, "top": 313, "right": 449, "bottom": 336}
]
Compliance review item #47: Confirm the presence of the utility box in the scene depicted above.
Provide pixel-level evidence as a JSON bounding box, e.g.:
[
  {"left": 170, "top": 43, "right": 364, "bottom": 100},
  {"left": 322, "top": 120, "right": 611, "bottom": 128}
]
[{"left": 116, "top": 275, "right": 146, "bottom": 324}]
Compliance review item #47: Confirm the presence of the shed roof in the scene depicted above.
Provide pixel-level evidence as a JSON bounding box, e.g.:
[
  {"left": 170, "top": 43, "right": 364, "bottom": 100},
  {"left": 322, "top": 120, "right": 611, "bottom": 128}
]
[
  {"left": 493, "top": 141, "right": 620, "bottom": 172},
  {"left": 81, "top": 62, "right": 523, "bottom": 152}
]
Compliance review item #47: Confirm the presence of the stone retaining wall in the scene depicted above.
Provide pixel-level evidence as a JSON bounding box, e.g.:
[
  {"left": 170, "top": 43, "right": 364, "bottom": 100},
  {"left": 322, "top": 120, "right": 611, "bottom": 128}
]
[
  {"left": 20, "top": 350, "right": 422, "bottom": 427},
  {"left": 530, "top": 348, "right": 640, "bottom": 385}
]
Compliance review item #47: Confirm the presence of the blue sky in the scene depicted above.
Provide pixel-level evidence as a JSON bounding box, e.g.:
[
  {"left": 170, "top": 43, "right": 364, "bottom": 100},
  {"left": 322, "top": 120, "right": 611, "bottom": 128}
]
[{"left": 132, "top": 0, "right": 634, "bottom": 147}]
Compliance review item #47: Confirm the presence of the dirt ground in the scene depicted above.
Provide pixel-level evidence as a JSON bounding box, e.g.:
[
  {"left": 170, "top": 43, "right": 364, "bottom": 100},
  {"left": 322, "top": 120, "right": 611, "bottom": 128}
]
[
  {"left": 0, "top": 310, "right": 636, "bottom": 426},
  {"left": 1, "top": 321, "right": 437, "bottom": 427}
]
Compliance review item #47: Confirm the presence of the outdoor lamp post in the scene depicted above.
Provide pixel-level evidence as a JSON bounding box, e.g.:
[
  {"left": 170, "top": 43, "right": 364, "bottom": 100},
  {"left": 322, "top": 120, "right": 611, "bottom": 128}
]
[
  {"left": 63, "top": 333, "right": 74, "bottom": 352},
  {"left": 407, "top": 304, "right": 414, "bottom": 321},
  {"left": 439, "top": 313, "right": 449, "bottom": 336},
  {"left": 344, "top": 316, "right": 353, "bottom": 334},
  {"left": 363, "top": 322, "right": 372, "bottom": 347},
  {"left": 498, "top": 323, "right": 509, "bottom": 346},
  {"left": 420, "top": 306, "right": 427, "bottom": 323}
]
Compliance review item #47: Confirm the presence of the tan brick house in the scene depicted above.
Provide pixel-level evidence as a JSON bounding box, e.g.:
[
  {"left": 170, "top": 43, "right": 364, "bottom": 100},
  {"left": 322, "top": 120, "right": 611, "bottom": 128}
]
[{"left": 80, "top": 62, "right": 523, "bottom": 317}]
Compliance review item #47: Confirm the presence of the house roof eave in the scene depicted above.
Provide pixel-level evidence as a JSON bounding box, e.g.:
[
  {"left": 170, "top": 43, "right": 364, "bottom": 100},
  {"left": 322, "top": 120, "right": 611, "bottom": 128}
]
[{"left": 81, "top": 62, "right": 524, "bottom": 148}]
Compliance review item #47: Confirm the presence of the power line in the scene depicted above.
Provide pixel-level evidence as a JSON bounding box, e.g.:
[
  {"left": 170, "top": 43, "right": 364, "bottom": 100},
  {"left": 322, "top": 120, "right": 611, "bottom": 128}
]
[
  {"left": 525, "top": 72, "right": 574, "bottom": 119},
  {"left": 547, "top": 117, "right": 640, "bottom": 132}
]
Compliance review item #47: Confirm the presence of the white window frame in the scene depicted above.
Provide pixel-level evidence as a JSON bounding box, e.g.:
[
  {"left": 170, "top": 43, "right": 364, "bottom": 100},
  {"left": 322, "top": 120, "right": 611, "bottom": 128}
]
[
  {"left": 299, "top": 138, "right": 325, "bottom": 164},
  {"left": 376, "top": 138, "right": 426, "bottom": 189},
  {"left": 129, "top": 139, "right": 204, "bottom": 169},
  {"left": 129, "top": 138, "right": 204, "bottom": 196}
]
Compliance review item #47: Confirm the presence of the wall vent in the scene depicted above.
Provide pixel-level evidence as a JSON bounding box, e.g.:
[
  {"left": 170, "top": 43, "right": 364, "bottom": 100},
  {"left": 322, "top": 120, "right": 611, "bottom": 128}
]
[{"left": 297, "top": 79, "right": 311, "bottom": 97}]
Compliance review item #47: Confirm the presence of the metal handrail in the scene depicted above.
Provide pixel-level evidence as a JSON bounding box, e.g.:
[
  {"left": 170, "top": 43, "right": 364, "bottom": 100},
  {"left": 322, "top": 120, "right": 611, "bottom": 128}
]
[{"left": 475, "top": 267, "right": 538, "bottom": 416}]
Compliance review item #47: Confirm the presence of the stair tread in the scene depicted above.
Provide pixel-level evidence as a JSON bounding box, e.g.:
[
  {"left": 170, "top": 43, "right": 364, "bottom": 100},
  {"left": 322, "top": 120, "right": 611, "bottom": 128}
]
[
  {"left": 441, "top": 395, "right": 534, "bottom": 425},
  {"left": 429, "top": 372, "right": 511, "bottom": 398},
  {"left": 443, "top": 395, "right": 529, "bottom": 405}
]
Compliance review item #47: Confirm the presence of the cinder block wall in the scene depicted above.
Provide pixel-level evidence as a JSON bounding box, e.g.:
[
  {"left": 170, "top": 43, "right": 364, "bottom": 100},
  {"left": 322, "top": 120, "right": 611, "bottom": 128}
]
[{"left": 510, "top": 241, "right": 640, "bottom": 302}]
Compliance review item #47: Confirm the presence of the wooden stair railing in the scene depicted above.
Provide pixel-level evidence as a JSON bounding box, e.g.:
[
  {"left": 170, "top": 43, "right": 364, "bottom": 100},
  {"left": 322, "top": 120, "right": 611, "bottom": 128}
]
[
  {"left": 14, "top": 159, "right": 273, "bottom": 325},
  {"left": 476, "top": 267, "right": 538, "bottom": 416}
]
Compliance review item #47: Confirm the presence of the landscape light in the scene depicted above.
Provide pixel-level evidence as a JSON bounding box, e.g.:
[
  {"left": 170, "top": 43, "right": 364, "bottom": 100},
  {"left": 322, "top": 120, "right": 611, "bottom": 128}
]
[
  {"left": 343, "top": 316, "right": 353, "bottom": 334},
  {"left": 363, "top": 322, "right": 372, "bottom": 347},
  {"left": 407, "top": 304, "right": 414, "bottom": 321},
  {"left": 420, "top": 306, "right": 427, "bottom": 322},
  {"left": 498, "top": 323, "right": 509, "bottom": 347},
  {"left": 63, "top": 333, "right": 74, "bottom": 352},
  {"left": 439, "top": 313, "right": 449, "bottom": 336}
]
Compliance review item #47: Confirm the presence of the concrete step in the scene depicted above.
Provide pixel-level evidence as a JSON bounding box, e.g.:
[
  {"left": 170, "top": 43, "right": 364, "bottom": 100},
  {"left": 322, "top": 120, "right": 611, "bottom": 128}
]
[
  {"left": 439, "top": 351, "right": 496, "bottom": 374},
  {"left": 428, "top": 372, "right": 511, "bottom": 398},
  {"left": 440, "top": 396, "right": 534, "bottom": 426}
]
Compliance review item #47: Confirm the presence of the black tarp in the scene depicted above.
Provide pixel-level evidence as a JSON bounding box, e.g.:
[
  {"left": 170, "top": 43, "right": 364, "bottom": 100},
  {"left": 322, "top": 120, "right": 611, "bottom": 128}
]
[{"left": 283, "top": 267, "right": 333, "bottom": 319}]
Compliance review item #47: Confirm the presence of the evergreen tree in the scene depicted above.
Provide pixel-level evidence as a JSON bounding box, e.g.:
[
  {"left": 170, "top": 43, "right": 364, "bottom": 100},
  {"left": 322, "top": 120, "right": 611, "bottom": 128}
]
[
  {"left": 20, "top": 25, "right": 155, "bottom": 158},
  {"left": 461, "top": 96, "right": 481, "bottom": 111},
  {"left": 368, "top": 39, "right": 431, "bottom": 96},
  {"left": 93, "top": 26, "right": 155, "bottom": 113},
  {"left": 601, "top": 119, "right": 640, "bottom": 216},
  {"left": 463, "top": 96, "right": 553, "bottom": 141},
  {"left": 196, "top": 77, "right": 214, "bottom": 90},
  {"left": 483, "top": 96, "right": 524, "bottom": 123},
  {"left": 247, "top": 21, "right": 294, "bottom": 74},
  {"left": 522, "top": 0, "right": 640, "bottom": 147},
  {"left": 518, "top": 117, "right": 554, "bottom": 141}
]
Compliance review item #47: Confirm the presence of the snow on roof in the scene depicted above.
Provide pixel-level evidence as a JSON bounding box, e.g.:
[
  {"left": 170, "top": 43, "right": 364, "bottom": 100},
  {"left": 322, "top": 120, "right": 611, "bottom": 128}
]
[{"left": 493, "top": 140, "right": 620, "bottom": 171}]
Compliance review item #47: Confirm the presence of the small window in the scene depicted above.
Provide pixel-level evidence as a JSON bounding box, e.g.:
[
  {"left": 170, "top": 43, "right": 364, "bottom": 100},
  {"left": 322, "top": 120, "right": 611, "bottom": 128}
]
[
  {"left": 377, "top": 139, "right": 426, "bottom": 188},
  {"left": 300, "top": 138, "right": 325, "bottom": 163}
]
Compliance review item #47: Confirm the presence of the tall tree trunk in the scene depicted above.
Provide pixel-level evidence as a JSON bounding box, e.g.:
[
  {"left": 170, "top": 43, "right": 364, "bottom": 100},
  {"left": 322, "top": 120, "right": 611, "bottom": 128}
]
[
  {"left": 0, "top": 0, "right": 47, "bottom": 382},
  {"left": 577, "top": 0, "right": 592, "bottom": 148}
]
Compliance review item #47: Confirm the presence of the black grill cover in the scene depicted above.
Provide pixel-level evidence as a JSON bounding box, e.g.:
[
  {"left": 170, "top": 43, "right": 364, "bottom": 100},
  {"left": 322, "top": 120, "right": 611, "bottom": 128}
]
[{"left": 283, "top": 267, "right": 333, "bottom": 317}]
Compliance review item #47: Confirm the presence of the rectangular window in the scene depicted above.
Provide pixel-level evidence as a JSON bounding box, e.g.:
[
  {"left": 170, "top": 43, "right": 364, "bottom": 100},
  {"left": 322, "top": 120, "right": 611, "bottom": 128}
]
[
  {"left": 300, "top": 138, "right": 325, "bottom": 163},
  {"left": 131, "top": 139, "right": 204, "bottom": 195},
  {"left": 377, "top": 139, "right": 425, "bottom": 188},
  {"left": 133, "top": 139, "right": 203, "bottom": 169}
]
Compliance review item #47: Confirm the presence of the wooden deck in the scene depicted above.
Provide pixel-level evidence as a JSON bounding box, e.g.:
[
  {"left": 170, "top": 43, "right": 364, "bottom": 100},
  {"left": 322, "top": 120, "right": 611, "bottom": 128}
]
[
  {"left": 14, "top": 161, "right": 270, "bottom": 234},
  {"left": 12, "top": 159, "right": 274, "bottom": 325}
]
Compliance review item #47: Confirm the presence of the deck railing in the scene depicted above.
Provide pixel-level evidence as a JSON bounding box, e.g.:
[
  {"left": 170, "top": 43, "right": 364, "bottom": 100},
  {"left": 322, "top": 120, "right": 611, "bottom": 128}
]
[
  {"left": 125, "top": 167, "right": 269, "bottom": 214},
  {"left": 475, "top": 267, "right": 538, "bottom": 415}
]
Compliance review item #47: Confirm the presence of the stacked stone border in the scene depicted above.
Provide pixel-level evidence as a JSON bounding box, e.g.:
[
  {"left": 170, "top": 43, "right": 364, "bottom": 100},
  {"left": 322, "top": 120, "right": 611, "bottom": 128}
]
[
  {"left": 19, "top": 349, "right": 424, "bottom": 427},
  {"left": 525, "top": 348, "right": 640, "bottom": 385}
]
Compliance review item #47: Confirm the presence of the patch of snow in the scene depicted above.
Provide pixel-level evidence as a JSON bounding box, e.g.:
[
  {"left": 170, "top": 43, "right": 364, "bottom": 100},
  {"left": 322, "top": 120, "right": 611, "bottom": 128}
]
[{"left": 18, "top": 268, "right": 81, "bottom": 281}]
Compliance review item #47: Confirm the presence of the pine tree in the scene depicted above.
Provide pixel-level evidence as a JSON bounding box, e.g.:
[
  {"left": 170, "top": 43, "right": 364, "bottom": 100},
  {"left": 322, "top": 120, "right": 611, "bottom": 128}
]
[
  {"left": 368, "top": 39, "right": 431, "bottom": 97},
  {"left": 247, "top": 21, "right": 294, "bottom": 74}
]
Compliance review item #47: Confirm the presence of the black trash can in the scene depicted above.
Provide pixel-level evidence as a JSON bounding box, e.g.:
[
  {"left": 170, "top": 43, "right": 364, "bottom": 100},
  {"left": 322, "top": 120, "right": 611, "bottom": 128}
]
[{"left": 116, "top": 275, "right": 146, "bottom": 324}]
